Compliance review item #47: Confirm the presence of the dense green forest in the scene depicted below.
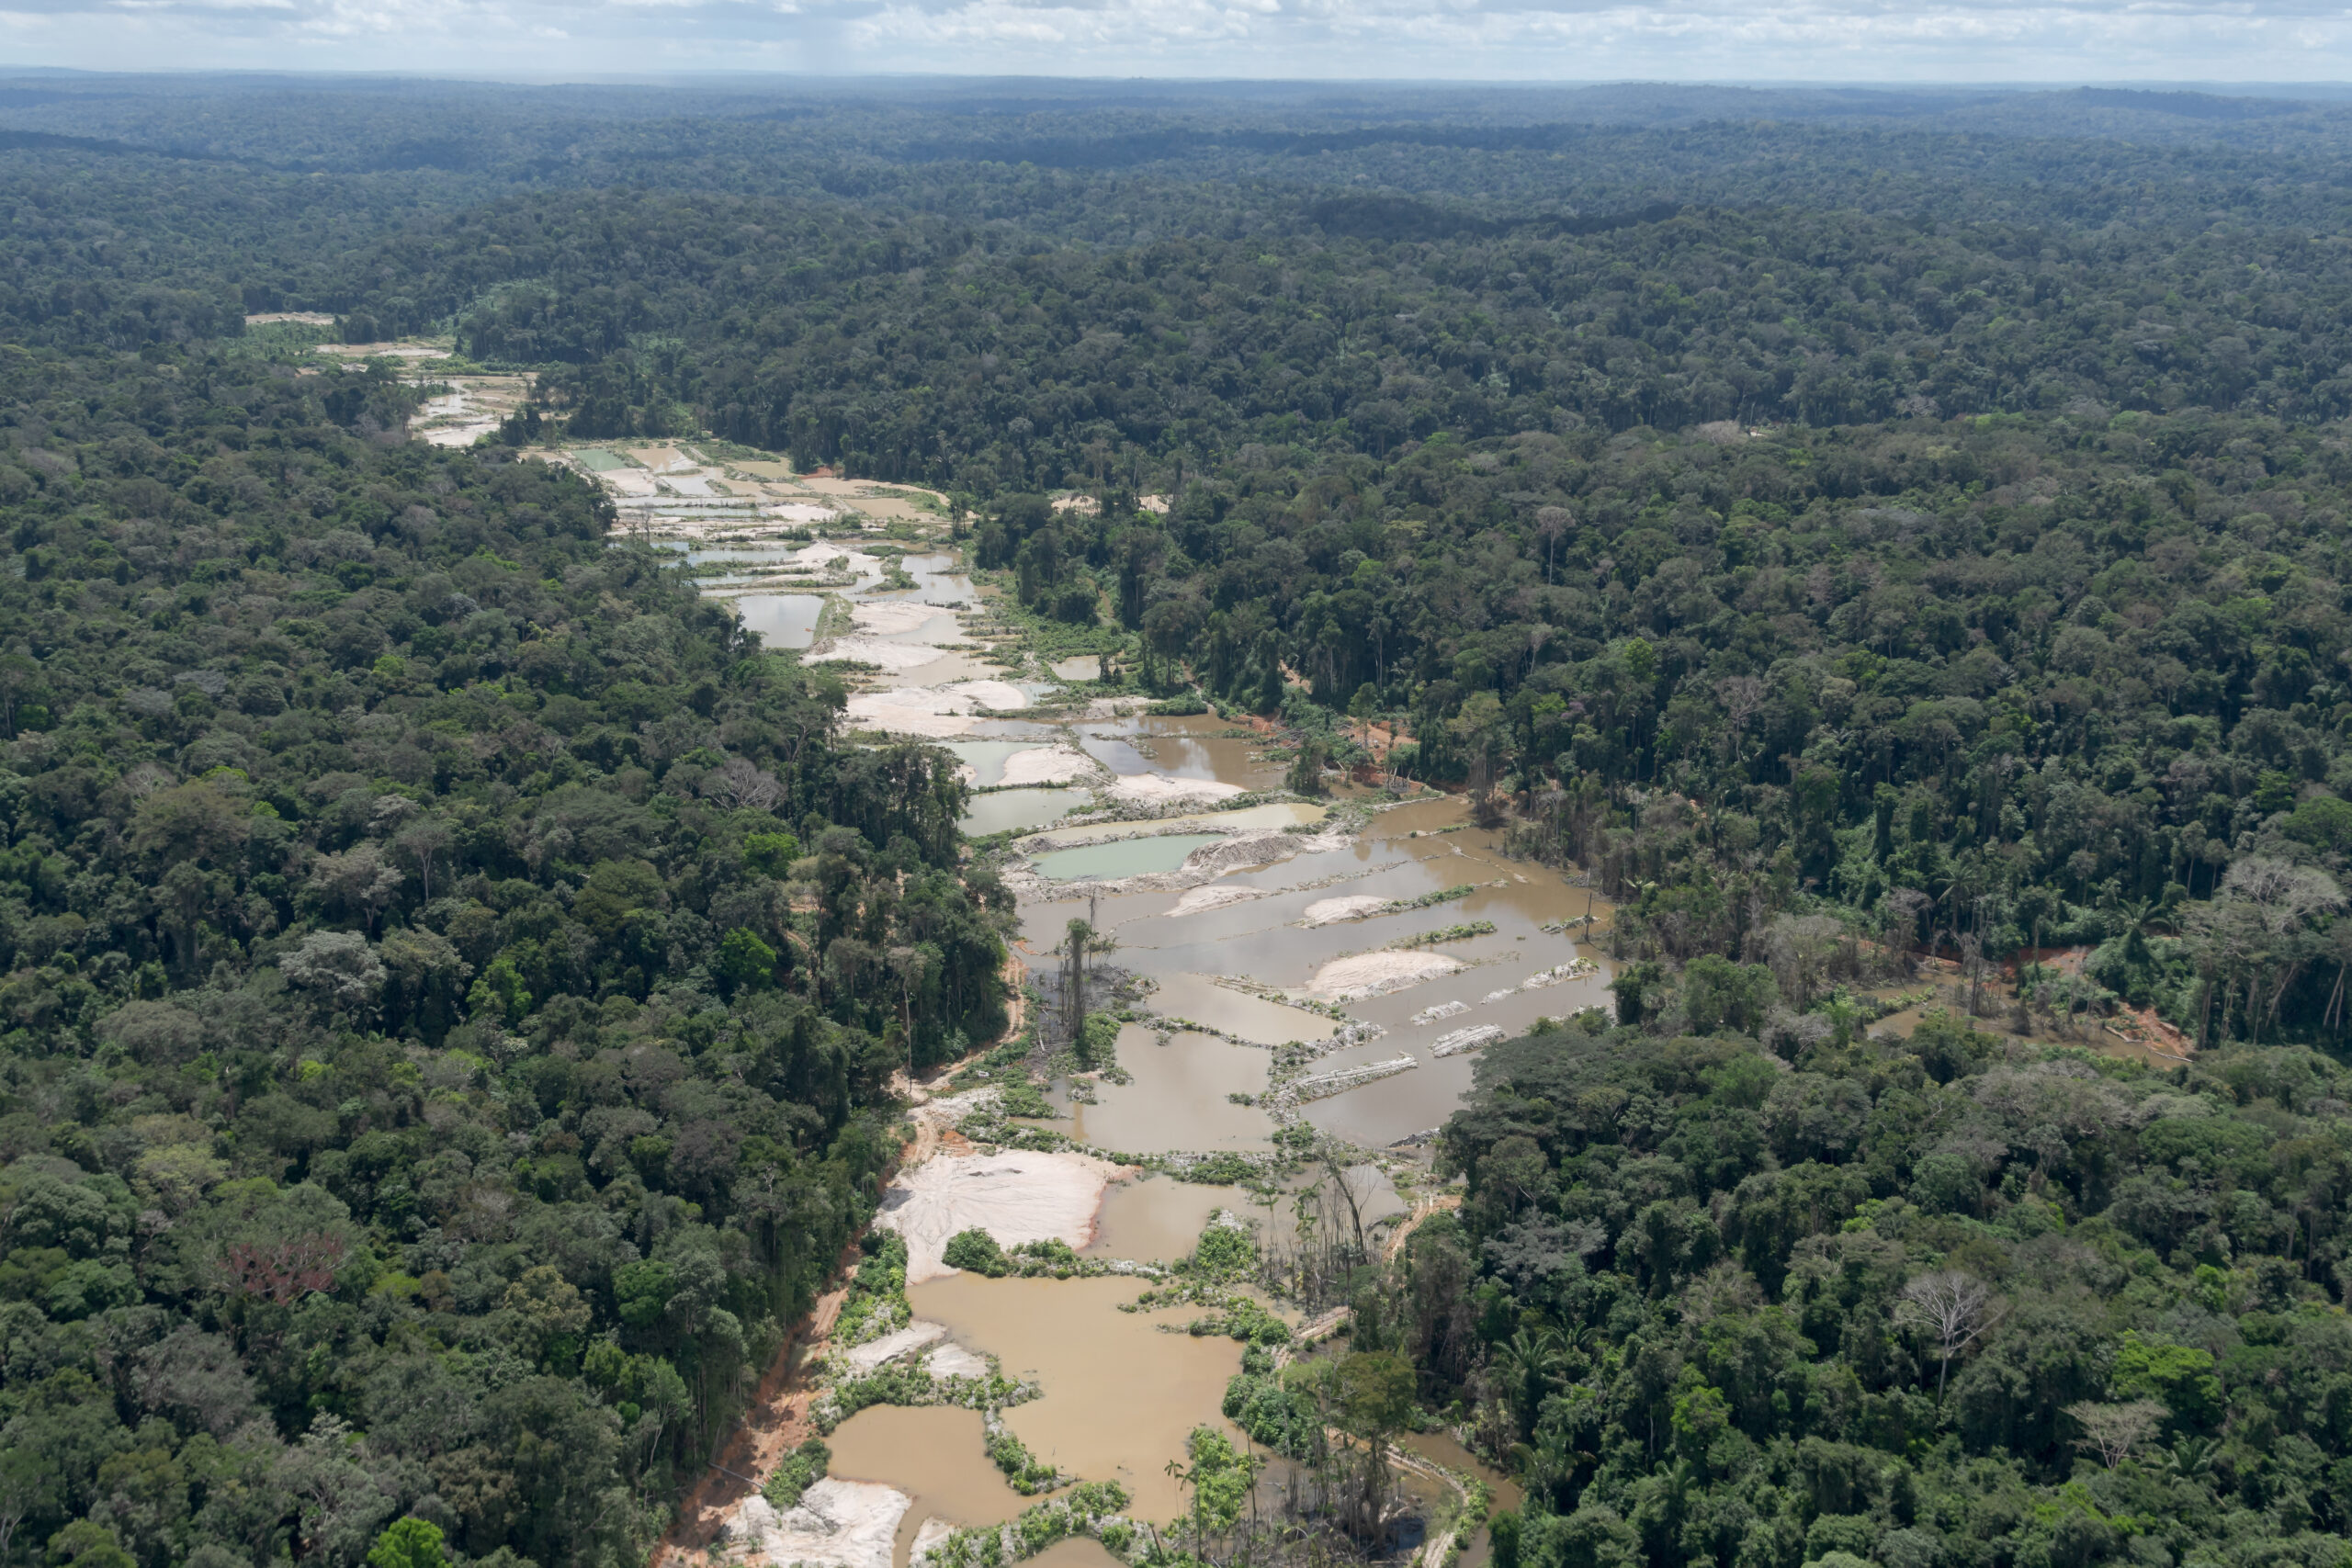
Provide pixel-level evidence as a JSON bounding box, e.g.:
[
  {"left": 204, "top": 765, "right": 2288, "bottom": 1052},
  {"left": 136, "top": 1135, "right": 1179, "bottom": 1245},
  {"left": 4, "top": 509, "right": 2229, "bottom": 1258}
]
[
  {"left": 7, "top": 69, "right": 2352, "bottom": 1568},
  {"left": 0, "top": 345, "right": 1006, "bottom": 1567}
]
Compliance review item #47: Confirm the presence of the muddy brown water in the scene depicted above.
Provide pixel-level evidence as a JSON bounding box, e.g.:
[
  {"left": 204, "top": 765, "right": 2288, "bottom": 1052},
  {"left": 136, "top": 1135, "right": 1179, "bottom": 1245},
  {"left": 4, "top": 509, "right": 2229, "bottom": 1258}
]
[
  {"left": 961, "top": 788, "right": 1093, "bottom": 838},
  {"left": 827, "top": 1404, "right": 1031, "bottom": 1568},
  {"left": 1398, "top": 1430, "right": 1522, "bottom": 1568},
  {"left": 1075, "top": 716, "right": 1289, "bottom": 792},
  {"left": 908, "top": 1274, "right": 1247, "bottom": 1524},
  {"left": 1061, "top": 1026, "right": 1273, "bottom": 1154},
  {"left": 1085, "top": 1176, "right": 1253, "bottom": 1265}
]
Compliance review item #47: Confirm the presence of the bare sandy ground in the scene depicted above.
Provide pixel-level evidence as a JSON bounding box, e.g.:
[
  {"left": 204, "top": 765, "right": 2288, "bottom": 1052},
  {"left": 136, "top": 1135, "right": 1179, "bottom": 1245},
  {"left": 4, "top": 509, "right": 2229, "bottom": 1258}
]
[
  {"left": 997, "top": 746, "right": 1094, "bottom": 786},
  {"left": 765, "top": 502, "right": 842, "bottom": 524},
  {"left": 835, "top": 1320, "right": 948, "bottom": 1373},
  {"left": 844, "top": 681, "right": 1032, "bottom": 736},
  {"left": 1306, "top": 951, "right": 1465, "bottom": 1001},
  {"left": 727, "top": 1478, "right": 909, "bottom": 1568},
  {"left": 1109, "top": 773, "right": 1246, "bottom": 806},
  {"left": 923, "top": 1343, "right": 991, "bottom": 1380},
  {"left": 852, "top": 601, "right": 952, "bottom": 635},
  {"left": 877, "top": 1149, "right": 1125, "bottom": 1283},
  {"left": 1302, "top": 896, "right": 1389, "bottom": 927},
  {"left": 811, "top": 637, "right": 951, "bottom": 671},
  {"left": 1170, "top": 886, "right": 1262, "bottom": 916}
]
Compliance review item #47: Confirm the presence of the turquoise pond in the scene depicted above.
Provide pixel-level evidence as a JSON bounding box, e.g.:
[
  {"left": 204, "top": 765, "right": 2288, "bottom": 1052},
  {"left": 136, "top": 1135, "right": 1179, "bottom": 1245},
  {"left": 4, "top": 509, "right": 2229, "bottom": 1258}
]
[
  {"left": 959, "top": 787, "right": 1092, "bottom": 837},
  {"left": 1031, "top": 833, "right": 1227, "bottom": 881}
]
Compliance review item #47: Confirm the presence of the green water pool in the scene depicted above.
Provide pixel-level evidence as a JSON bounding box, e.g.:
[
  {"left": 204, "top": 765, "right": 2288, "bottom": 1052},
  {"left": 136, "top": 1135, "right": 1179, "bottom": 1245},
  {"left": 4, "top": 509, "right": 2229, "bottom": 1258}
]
[{"left": 1032, "top": 832, "right": 1227, "bottom": 881}]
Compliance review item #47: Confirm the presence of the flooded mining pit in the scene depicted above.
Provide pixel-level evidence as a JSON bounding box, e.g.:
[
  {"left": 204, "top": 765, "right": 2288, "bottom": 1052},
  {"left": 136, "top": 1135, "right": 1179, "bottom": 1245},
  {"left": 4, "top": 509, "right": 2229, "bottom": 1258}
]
[{"left": 560, "top": 446, "right": 1593, "bottom": 1568}]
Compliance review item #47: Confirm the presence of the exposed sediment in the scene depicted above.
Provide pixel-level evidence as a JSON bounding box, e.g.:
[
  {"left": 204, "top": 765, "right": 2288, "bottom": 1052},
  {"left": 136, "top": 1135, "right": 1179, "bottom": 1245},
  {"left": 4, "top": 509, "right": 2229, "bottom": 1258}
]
[{"left": 877, "top": 1149, "right": 1126, "bottom": 1283}]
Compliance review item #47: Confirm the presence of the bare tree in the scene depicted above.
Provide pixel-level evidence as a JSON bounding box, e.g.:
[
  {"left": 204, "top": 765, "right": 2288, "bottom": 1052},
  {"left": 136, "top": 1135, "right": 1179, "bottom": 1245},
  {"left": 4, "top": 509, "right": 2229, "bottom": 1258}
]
[
  {"left": 2188, "top": 856, "right": 2345, "bottom": 1043},
  {"left": 1533, "top": 506, "right": 1573, "bottom": 585},
  {"left": 2065, "top": 1399, "right": 2169, "bottom": 1468},
  {"left": 1713, "top": 676, "right": 1767, "bottom": 765},
  {"left": 1895, "top": 1270, "right": 2001, "bottom": 1399},
  {"left": 391, "top": 816, "right": 455, "bottom": 905},
  {"left": 1765, "top": 913, "right": 1844, "bottom": 1010}
]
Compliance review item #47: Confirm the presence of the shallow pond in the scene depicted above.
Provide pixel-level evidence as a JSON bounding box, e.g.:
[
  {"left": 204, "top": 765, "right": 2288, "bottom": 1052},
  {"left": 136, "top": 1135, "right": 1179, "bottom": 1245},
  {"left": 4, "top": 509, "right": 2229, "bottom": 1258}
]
[
  {"left": 729, "top": 592, "right": 825, "bottom": 649},
  {"left": 1075, "top": 716, "right": 1287, "bottom": 792},
  {"left": 1062, "top": 1025, "right": 1273, "bottom": 1155},
  {"left": 1031, "top": 833, "right": 1227, "bottom": 882},
  {"left": 1022, "top": 802, "right": 1323, "bottom": 852},
  {"left": 827, "top": 1404, "right": 1028, "bottom": 1568},
  {"left": 907, "top": 1273, "right": 1246, "bottom": 1524},
  {"left": 960, "top": 787, "right": 1093, "bottom": 838},
  {"left": 1086, "top": 1177, "right": 1252, "bottom": 1265},
  {"left": 945, "top": 740, "right": 1053, "bottom": 787},
  {"left": 1144, "top": 972, "right": 1339, "bottom": 1046}
]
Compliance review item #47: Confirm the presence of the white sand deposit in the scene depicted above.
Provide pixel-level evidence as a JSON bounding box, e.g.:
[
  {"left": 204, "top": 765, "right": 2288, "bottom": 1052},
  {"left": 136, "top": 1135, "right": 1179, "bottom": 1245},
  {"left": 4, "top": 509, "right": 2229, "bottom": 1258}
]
[
  {"left": 923, "top": 1342, "right": 992, "bottom": 1381},
  {"left": 1171, "top": 886, "right": 1262, "bottom": 916},
  {"left": 1182, "top": 831, "right": 1327, "bottom": 878},
  {"left": 910, "top": 1518, "right": 959, "bottom": 1568},
  {"left": 844, "top": 681, "right": 1033, "bottom": 737},
  {"left": 853, "top": 601, "right": 949, "bottom": 636},
  {"left": 765, "top": 502, "right": 841, "bottom": 525},
  {"left": 1411, "top": 998, "right": 1470, "bottom": 1025},
  {"left": 1431, "top": 1023, "right": 1507, "bottom": 1057},
  {"left": 835, "top": 1319, "right": 947, "bottom": 1372},
  {"left": 997, "top": 746, "right": 1093, "bottom": 786},
  {"left": 1302, "top": 896, "right": 1389, "bottom": 927},
  {"left": 1110, "top": 773, "right": 1247, "bottom": 806},
  {"left": 948, "top": 680, "right": 1030, "bottom": 710},
  {"left": 729, "top": 1478, "right": 910, "bottom": 1568},
  {"left": 809, "top": 637, "right": 949, "bottom": 671},
  {"left": 1306, "top": 951, "right": 1465, "bottom": 1001},
  {"left": 877, "top": 1149, "right": 1123, "bottom": 1283},
  {"left": 790, "top": 542, "right": 882, "bottom": 577}
]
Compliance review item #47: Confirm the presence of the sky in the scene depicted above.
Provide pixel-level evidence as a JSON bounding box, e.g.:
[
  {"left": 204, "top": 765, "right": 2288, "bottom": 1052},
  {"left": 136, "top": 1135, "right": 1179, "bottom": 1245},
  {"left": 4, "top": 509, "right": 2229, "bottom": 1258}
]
[{"left": 8, "top": 0, "right": 2352, "bottom": 85}]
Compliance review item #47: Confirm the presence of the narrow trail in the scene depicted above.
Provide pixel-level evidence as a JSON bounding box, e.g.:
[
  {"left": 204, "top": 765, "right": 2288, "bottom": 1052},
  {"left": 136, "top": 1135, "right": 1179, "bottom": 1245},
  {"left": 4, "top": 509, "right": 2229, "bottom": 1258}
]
[
  {"left": 1383, "top": 1194, "right": 1463, "bottom": 1261},
  {"left": 650, "top": 1268, "right": 853, "bottom": 1568},
  {"left": 1314, "top": 1428, "right": 1475, "bottom": 1568}
]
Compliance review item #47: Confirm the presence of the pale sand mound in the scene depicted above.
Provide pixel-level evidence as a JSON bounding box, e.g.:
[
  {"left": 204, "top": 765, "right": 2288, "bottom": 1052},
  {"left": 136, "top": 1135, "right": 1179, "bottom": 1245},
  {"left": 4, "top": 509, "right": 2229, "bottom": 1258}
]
[
  {"left": 836, "top": 1319, "right": 947, "bottom": 1372},
  {"left": 944, "top": 679, "right": 1031, "bottom": 711},
  {"left": 998, "top": 746, "right": 1093, "bottom": 786},
  {"left": 877, "top": 1149, "right": 1123, "bottom": 1283},
  {"left": 910, "top": 1518, "right": 959, "bottom": 1568},
  {"left": 1171, "top": 885, "right": 1262, "bottom": 917},
  {"left": 1183, "top": 832, "right": 1300, "bottom": 876},
  {"left": 844, "top": 681, "right": 1031, "bottom": 737},
  {"left": 923, "top": 1343, "right": 991, "bottom": 1381},
  {"left": 1307, "top": 951, "right": 1465, "bottom": 1001},
  {"left": 789, "top": 542, "right": 882, "bottom": 576},
  {"left": 729, "top": 1478, "right": 910, "bottom": 1568},
  {"left": 852, "top": 601, "right": 948, "bottom": 635},
  {"left": 1303, "top": 896, "right": 1389, "bottom": 927},
  {"left": 1110, "top": 773, "right": 1247, "bottom": 806},
  {"left": 810, "top": 637, "right": 948, "bottom": 671},
  {"left": 764, "top": 502, "right": 841, "bottom": 525}
]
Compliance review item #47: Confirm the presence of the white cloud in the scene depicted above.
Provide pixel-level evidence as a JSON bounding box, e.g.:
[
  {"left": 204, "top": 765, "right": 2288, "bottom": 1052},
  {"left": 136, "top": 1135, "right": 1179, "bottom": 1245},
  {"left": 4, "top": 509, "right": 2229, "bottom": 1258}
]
[{"left": 10, "top": 0, "right": 2352, "bottom": 77}]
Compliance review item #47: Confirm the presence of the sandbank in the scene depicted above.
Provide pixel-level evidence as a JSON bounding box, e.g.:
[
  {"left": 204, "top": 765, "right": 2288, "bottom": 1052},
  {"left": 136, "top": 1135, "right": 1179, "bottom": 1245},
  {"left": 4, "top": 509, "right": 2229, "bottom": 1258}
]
[
  {"left": 836, "top": 1319, "right": 949, "bottom": 1372},
  {"left": 1108, "top": 773, "right": 1247, "bottom": 806},
  {"left": 810, "top": 637, "right": 951, "bottom": 671},
  {"left": 1170, "top": 886, "right": 1262, "bottom": 916},
  {"left": 877, "top": 1149, "right": 1125, "bottom": 1283},
  {"left": 1306, "top": 951, "right": 1465, "bottom": 1001},
  {"left": 997, "top": 746, "right": 1095, "bottom": 786},
  {"left": 729, "top": 1478, "right": 910, "bottom": 1568},
  {"left": 1302, "top": 895, "right": 1388, "bottom": 927}
]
